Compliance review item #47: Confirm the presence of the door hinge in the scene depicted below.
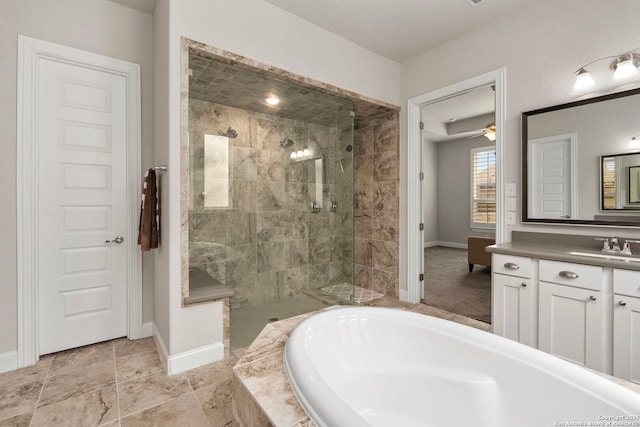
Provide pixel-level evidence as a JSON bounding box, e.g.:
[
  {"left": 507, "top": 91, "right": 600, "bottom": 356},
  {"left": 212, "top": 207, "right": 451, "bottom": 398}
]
[
  {"left": 419, "top": 121, "right": 424, "bottom": 130},
  {"left": 419, "top": 223, "right": 424, "bottom": 231},
  {"left": 419, "top": 172, "right": 424, "bottom": 180},
  {"left": 419, "top": 273, "right": 424, "bottom": 281}
]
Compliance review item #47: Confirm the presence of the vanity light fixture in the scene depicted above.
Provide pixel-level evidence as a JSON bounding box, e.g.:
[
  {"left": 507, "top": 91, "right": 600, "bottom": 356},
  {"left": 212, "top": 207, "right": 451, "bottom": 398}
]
[
  {"left": 612, "top": 53, "right": 640, "bottom": 80},
  {"left": 573, "top": 68, "right": 596, "bottom": 91},
  {"left": 574, "top": 48, "right": 640, "bottom": 90}
]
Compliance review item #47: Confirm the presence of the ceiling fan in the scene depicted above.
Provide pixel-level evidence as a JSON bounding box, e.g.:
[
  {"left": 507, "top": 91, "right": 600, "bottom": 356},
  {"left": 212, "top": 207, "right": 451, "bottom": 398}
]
[{"left": 449, "top": 123, "right": 496, "bottom": 141}]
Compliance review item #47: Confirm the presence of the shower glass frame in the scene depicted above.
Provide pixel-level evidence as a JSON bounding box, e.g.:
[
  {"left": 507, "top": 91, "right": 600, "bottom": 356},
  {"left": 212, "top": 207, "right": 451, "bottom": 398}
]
[{"left": 185, "top": 46, "right": 356, "bottom": 314}]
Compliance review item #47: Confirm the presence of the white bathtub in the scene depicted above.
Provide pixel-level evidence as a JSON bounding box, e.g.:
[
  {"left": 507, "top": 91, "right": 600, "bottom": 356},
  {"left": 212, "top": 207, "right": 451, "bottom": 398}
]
[{"left": 284, "top": 307, "right": 640, "bottom": 427}]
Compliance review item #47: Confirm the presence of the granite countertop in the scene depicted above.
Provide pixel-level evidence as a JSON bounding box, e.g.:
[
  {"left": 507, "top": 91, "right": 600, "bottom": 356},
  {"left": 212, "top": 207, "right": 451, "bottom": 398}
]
[{"left": 487, "top": 241, "right": 640, "bottom": 271}]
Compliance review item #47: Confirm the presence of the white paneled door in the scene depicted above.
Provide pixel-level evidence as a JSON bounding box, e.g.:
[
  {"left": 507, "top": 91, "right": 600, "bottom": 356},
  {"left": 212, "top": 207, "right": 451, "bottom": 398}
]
[
  {"left": 37, "top": 57, "right": 128, "bottom": 355},
  {"left": 529, "top": 134, "right": 577, "bottom": 219}
]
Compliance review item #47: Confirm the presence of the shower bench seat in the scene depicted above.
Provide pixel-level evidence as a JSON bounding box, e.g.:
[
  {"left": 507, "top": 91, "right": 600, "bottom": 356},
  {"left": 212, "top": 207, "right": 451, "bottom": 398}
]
[{"left": 184, "top": 267, "right": 234, "bottom": 305}]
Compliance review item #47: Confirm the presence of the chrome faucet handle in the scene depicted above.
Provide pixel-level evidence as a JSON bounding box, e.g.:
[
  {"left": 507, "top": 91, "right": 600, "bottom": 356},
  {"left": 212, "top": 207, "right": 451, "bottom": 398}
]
[
  {"left": 595, "top": 237, "right": 611, "bottom": 252},
  {"left": 622, "top": 239, "right": 640, "bottom": 255}
]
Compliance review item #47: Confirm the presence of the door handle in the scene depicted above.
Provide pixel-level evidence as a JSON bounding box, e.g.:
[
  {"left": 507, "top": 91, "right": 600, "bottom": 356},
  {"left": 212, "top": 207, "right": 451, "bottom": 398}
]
[{"left": 106, "top": 236, "right": 124, "bottom": 244}]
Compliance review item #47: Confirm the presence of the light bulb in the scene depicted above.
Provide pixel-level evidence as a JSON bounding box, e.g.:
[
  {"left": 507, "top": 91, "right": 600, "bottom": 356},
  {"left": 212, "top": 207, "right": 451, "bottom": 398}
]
[
  {"left": 296, "top": 149, "right": 304, "bottom": 158},
  {"left": 613, "top": 55, "right": 639, "bottom": 80},
  {"left": 303, "top": 148, "right": 310, "bottom": 156},
  {"left": 266, "top": 96, "right": 280, "bottom": 105},
  {"left": 290, "top": 151, "right": 297, "bottom": 159},
  {"left": 574, "top": 68, "right": 595, "bottom": 91}
]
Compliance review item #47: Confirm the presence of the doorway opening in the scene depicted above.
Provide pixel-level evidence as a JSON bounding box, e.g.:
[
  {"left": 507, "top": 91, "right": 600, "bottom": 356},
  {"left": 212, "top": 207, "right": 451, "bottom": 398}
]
[{"left": 405, "top": 69, "right": 506, "bottom": 326}]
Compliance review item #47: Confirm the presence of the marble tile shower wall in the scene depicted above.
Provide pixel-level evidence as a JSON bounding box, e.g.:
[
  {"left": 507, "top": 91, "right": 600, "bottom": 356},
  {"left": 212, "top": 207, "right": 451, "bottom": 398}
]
[
  {"left": 354, "top": 113, "right": 400, "bottom": 298},
  {"left": 189, "top": 99, "right": 354, "bottom": 309}
]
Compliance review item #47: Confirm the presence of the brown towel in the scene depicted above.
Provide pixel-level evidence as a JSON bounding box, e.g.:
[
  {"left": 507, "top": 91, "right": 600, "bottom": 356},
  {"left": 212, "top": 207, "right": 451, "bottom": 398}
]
[{"left": 138, "top": 169, "right": 159, "bottom": 251}]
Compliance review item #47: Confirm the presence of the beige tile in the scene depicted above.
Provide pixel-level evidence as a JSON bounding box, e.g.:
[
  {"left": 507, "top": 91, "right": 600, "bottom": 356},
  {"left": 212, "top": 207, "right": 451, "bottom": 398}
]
[
  {"left": 193, "top": 378, "right": 233, "bottom": 426},
  {"left": 232, "top": 379, "right": 273, "bottom": 427},
  {"left": 120, "top": 394, "right": 209, "bottom": 427},
  {"left": 236, "top": 325, "right": 288, "bottom": 368},
  {"left": 269, "top": 312, "right": 315, "bottom": 337},
  {"left": 234, "top": 353, "right": 308, "bottom": 427},
  {"left": 114, "top": 337, "right": 157, "bottom": 359},
  {"left": 118, "top": 371, "right": 191, "bottom": 417},
  {"left": 0, "top": 356, "right": 50, "bottom": 390},
  {"left": 39, "top": 360, "right": 115, "bottom": 407},
  {"left": 185, "top": 356, "right": 237, "bottom": 391},
  {"left": 49, "top": 341, "right": 114, "bottom": 376},
  {"left": 116, "top": 351, "right": 164, "bottom": 382},
  {"left": 0, "top": 412, "right": 32, "bottom": 427},
  {"left": 0, "top": 380, "right": 42, "bottom": 422},
  {"left": 32, "top": 385, "right": 118, "bottom": 427}
]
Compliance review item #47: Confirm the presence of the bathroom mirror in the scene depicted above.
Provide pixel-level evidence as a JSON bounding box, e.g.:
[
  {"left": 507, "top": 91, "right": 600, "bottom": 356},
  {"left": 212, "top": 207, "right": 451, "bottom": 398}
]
[
  {"left": 522, "top": 87, "right": 640, "bottom": 226},
  {"left": 601, "top": 152, "right": 640, "bottom": 210}
]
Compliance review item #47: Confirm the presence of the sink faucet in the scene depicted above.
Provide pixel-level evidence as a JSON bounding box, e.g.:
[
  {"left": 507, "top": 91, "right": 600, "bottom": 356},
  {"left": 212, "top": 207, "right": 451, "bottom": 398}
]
[
  {"left": 595, "top": 237, "right": 611, "bottom": 252},
  {"left": 611, "top": 237, "right": 621, "bottom": 252}
]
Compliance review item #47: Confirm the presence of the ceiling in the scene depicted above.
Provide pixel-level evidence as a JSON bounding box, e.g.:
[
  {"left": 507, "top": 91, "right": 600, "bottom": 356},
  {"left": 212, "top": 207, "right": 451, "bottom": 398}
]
[
  {"left": 108, "top": 0, "right": 156, "bottom": 14},
  {"left": 189, "top": 48, "right": 396, "bottom": 128},
  {"left": 421, "top": 85, "right": 495, "bottom": 143},
  {"left": 264, "top": 0, "right": 531, "bottom": 62}
]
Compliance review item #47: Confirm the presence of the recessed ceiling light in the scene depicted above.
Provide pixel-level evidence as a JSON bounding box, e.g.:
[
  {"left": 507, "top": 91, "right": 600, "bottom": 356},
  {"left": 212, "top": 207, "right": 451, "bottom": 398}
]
[{"left": 266, "top": 96, "right": 280, "bottom": 105}]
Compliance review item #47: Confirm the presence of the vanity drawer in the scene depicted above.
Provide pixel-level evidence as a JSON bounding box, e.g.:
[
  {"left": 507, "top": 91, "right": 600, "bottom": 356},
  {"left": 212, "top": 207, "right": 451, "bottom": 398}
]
[
  {"left": 493, "top": 254, "right": 532, "bottom": 277},
  {"left": 539, "top": 259, "right": 603, "bottom": 291},
  {"left": 613, "top": 269, "right": 640, "bottom": 297}
]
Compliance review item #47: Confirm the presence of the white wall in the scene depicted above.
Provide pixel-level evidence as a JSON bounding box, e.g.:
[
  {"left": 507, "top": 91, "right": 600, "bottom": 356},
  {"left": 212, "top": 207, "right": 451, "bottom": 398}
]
[
  {"left": 436, "top": 137, "right": 496, "bottom": 246},
  {"left": 155, "top": 0, "right": 402, "bottom": 362},
  {"left": 400, "top": 0, "right": 640, "bottom": 289},
  {"left": 0, "top": 0, "right": 155, "bottom": 355}
]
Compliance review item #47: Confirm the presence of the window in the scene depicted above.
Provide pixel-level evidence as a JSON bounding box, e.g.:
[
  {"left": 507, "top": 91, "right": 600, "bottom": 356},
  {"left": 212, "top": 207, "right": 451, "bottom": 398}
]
[
  {"left": 471, "top": 147, "right": 496, "bottom": 228},
  {"left": 203, "top": 134, "right": 230, "bottom": 209},
  {"left": 602, "top": 157, "right": 616, "bottom": 209}
]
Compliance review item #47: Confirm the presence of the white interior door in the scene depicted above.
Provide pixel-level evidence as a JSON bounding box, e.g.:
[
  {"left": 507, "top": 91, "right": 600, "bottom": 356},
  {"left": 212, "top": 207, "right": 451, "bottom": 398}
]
[
  {"left": 529, "top": 134, "right": 577, "bottom": 219},
  {"left": 37, "top": 57, "right": 128, "bottom": 355}
]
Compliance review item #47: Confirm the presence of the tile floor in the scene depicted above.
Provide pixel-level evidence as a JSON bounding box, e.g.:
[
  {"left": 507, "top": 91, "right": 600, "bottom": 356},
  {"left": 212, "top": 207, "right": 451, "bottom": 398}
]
[{"left": 0, "top": 337, "right": 243, "bottom": 427}]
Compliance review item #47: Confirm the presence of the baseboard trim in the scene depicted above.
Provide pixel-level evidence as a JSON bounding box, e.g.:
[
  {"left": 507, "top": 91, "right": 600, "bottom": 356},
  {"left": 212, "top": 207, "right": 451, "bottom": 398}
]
[
  {"left": 152, "top": 323, "right": 224, "bottom": 375},
  {"left": 141, "top": 321, "right": 153, "bottom": 338},
  {"left": 152, "top": 323, "right": 169, "bottom": 374},
  {"left": 167, "top": 343, "right": 224, "bottom": 375},
  {"left": 434, "top": 241, "right": 468, "bottom": 249},
  {"left": 0, "top": 350, "right": 18, "bottom": 374},
  {"left": 423, "top": 240, "right": 439, "bottom": 248},
  {"left": 399, "top": 289, "right": 409, "bottom": 302}
]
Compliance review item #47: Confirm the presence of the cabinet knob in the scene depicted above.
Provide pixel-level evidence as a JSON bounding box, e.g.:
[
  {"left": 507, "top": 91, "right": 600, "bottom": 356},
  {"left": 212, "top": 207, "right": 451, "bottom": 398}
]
[
  {"left": 589, "top": 295, "right": 597, "bottom": 301},
  {"left": 559, "top": 271, "right": 579, "bottom": 279},
  {"left": 619, "top": 300, "right": 627, "bottom": 306},
  {"left": 521, "top": 282, "right": 527, "bottom": 287},
  {"left": 504, "top": 263, "right": 520, "bottom": 270}
]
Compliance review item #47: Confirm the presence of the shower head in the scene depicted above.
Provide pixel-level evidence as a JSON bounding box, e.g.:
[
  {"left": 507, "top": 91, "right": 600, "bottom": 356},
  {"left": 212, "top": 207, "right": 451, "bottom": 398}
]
[
  {"left": 279, "top": 137, "right": 295, "bottom": 149},
  {"left": 221, "top": 127, "right": 238, "bottom": 138}
]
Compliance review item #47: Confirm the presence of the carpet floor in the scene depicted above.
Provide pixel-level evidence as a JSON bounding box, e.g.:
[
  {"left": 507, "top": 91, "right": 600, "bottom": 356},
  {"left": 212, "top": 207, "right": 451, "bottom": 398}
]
[{"left": 423, "top": 246, "right": 491, "bottom": 324}]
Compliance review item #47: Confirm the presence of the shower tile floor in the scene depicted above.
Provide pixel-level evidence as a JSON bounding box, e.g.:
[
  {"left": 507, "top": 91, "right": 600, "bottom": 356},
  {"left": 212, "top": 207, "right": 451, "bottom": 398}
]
[
  {"left": 230, "top": 294, "right": 326, "bottom": 349},
  {"left": 321, "top": 283, "right": 384, "bottom": 304}
]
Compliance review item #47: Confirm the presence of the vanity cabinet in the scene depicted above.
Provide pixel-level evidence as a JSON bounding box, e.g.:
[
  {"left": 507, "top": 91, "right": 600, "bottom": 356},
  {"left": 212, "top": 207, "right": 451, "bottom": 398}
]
[
  {"left": 538, "top": 260, "right": 606, "bottom": 372},
  {"left": 613, "top": 269, "right": 640, "bottom": 385},
  {"left": 492, "top": 254, "right": 537, "bottom": 347}
]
